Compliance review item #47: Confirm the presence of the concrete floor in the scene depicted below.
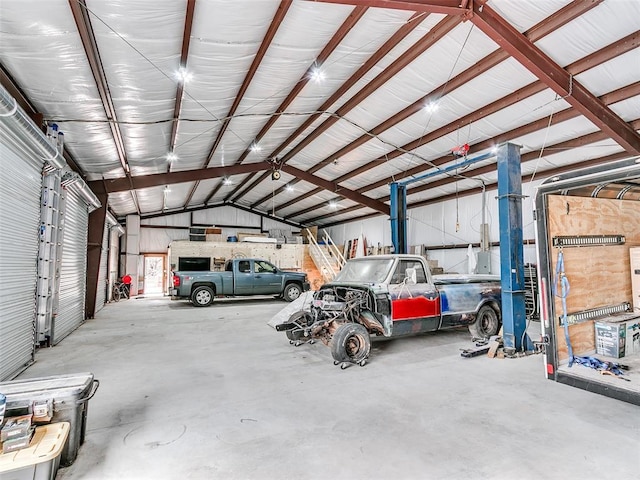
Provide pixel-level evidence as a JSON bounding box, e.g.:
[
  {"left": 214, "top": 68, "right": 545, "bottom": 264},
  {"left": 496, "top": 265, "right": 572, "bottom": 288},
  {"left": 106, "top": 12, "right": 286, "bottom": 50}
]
[{"left": 16, "top": 295, "right": 640, "bottom": 480}]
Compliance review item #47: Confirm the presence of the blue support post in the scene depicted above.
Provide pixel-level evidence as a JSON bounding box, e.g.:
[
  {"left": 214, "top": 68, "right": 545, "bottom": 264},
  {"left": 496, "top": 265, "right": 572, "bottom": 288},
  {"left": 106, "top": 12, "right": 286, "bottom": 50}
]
[
  {"left": 389, "top": 182, "right": 407, "bottom": 254},
  {"left": 497, "top": 142, "right": 527, "bottom": 352}
]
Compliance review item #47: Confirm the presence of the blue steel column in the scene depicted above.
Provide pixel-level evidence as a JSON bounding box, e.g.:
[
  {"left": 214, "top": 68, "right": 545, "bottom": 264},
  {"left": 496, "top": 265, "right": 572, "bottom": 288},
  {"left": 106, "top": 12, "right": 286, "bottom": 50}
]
[
  {"left": 497, "top": 142, "right": 527, "bottom": 352},
  {"left": 390, "top": 182, "right": 407, "bottom": 254}
]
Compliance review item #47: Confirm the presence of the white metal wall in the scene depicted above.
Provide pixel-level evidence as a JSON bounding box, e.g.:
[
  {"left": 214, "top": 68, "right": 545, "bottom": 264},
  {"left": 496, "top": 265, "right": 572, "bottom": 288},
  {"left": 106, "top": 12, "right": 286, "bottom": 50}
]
[
  {"left": 54, "top": 189, "right": 89, "bottom": 345},
  {"left": 0, "top": 141, "right": 43, "bottom": 380},
  {"left": 95, "top": 223, "right": 109, "bottom": 312},
  {"left": 327, "top": 180, "right": 542, "bottom": 274}
]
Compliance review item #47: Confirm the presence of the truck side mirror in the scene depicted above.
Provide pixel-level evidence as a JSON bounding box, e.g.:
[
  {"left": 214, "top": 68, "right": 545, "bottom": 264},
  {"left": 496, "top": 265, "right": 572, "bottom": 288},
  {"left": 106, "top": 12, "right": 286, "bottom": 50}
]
[{"left": 405, "top": 268, "right": 417, "bottom": 285}]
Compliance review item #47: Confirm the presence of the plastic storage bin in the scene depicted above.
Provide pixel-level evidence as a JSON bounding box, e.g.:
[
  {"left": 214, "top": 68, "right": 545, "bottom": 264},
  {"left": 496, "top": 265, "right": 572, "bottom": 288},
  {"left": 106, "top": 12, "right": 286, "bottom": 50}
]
[
  {"left": 0, "top": 374, "right": 98, "bottom": 467},
  {"left": 0, "top": 422, "right": 69, "bottom": 480}
]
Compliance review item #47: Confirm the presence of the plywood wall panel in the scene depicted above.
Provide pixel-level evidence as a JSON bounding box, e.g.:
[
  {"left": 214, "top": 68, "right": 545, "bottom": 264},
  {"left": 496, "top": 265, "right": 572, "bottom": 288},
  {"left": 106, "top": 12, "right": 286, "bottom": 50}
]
[{"left": 547, "top": 195, "right": 640, "bottom": 361}]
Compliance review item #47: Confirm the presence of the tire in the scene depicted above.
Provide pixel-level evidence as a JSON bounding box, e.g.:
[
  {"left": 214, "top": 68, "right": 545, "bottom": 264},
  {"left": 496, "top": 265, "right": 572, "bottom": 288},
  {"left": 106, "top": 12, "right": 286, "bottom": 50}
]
[
  {"left": 113, "top": 286, "right": 121, "bottom": 302},
  {"left": 285, "top": 312, "right": 312, "bottom": 341},
  {"left": 283, "top": 283, "right": 302, "bottom": 302},
  {"left": 191, "top": 286, "right": 214, "bottom": 307},
  {"left": 330, "top": 323, "right": 371, "bottom": 364},
  {"left": 468, "top": 304, "right": 501, "bottom": 339}
]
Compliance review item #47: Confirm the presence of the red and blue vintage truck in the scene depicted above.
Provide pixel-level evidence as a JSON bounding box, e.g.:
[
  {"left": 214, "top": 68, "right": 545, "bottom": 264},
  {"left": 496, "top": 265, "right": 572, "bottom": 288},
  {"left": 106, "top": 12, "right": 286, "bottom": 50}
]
[{"left": 273, "top": 254, "right": 501, "bottom": 367}]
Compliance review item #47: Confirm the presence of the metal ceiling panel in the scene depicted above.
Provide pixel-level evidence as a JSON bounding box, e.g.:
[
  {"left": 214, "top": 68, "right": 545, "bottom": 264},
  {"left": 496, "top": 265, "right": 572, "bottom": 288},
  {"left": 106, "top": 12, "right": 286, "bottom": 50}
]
[
  {"left": 170, "top": 115, "right": 223, "bottom": 171},
  {"left": 489, "top": 0, "right": 571, "bottom": 33},
  {"left": 575, "top": 50, "right": 640, "bottom": 98},
  {"left": 0, "top": 0, "right": 120, "bottom": 180},
  {"left": 609, "top": 96, "right": 640, "bottom": 123},
  {"left": 533, "top": 1, "right": 640, "bottom": 68},
  {"left": 87, "top": 0, "right": 185, "bottom": 176}
]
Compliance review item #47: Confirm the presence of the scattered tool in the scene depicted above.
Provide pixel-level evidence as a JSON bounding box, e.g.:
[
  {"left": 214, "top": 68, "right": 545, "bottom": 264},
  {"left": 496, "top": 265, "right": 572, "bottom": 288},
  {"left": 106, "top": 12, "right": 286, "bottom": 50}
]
[
  {"left": 601, "top": 370, "right": 631, "bottom": 381},
  {"left": 460, "top": 346, "right": 490, "bottom": 358}
]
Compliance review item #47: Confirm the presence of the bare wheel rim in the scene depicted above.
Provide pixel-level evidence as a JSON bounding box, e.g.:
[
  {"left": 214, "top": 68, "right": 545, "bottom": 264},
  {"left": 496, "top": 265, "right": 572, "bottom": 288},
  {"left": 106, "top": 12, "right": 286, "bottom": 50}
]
[{"left": 345, "top": 333, "right": 366, "bottom": 359}]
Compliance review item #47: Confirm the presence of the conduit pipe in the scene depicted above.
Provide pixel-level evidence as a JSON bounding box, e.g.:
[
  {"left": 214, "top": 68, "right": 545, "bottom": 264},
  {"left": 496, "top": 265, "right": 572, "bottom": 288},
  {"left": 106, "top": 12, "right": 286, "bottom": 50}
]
[
  {"left": 62, "top": 171, "right": 102, "bottom": 212},
  {"left": 0, "top": 84, "right": 66, "bottom": 170},
  {"left": 106, "top": 211, "right": 125, "bottom": 235}
]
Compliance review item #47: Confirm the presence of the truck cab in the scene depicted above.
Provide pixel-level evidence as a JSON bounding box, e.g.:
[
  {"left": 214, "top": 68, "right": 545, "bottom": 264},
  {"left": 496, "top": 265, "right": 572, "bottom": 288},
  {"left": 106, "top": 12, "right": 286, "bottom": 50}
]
[{"left": 227, "top": 258, "right": 296, "bottom": 296}]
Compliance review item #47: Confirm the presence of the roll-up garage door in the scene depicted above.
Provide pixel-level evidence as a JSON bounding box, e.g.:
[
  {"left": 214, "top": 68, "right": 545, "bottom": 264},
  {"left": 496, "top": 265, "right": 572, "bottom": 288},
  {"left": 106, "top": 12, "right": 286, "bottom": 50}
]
[
  {"left": 0, "top": 141, "right": 43, "bottom": 380},
  {"left": 95, "top": 223, "right": 109, "bottom": 313},
  {"left": 54, "top": 190, "right": 89, "bottom": 345}
]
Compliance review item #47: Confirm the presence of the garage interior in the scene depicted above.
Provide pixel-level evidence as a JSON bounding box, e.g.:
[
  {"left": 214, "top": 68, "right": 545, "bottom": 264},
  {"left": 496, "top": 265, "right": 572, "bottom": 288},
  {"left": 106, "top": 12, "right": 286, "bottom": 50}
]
[{"left": 0, "top": 0, "right": 639, "bottom": 479}]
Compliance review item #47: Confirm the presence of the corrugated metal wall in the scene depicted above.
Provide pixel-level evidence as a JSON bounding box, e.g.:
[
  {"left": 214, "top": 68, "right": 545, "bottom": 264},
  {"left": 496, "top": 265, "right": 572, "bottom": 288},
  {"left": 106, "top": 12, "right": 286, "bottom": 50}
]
[
  {"left": 54, "top": 190, "right": 89, "bottom": 345},
  {"left": 0, "top": 141, "right": 43, "bottom": 380}
]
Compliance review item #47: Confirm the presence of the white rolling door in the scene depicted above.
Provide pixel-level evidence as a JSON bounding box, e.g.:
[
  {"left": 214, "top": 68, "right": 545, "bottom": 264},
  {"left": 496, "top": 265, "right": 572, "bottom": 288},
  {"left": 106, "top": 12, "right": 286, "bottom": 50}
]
[
  {"left": 0, "top": 141, "right": 43, "bottom": 380},
  {"left": 95, "top": 223, "right": 109, "bottom": 312},
  {"left": 54, "top": 190, "right": 89, "bottom": 345}
]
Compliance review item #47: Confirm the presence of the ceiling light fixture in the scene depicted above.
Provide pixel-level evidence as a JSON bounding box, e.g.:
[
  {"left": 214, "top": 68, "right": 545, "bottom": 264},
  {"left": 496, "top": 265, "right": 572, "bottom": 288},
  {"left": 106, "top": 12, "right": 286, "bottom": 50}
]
[
  {"left": 286, "top": 184, "right": 294, "bottom": 193},
  {"left": 176, "top": 67, "right": 192, "bottom": 84},
  {"left": 223, "top": 177, "right": 233, "bottom": 186},
  {"left": 310, "top": 65, "right": 325, "bottom": 83},
  {"left": 424, "top": 101, "right": 439, "bottom": 113},
  {"left": 250, "top": 141, "right": 261, "bottom": 153},
  {"left": 167, "top": 152, "right": 178, "bottom": 162},
  {"left": 328, "top": 201, "right": 338, "bottom": 209}
]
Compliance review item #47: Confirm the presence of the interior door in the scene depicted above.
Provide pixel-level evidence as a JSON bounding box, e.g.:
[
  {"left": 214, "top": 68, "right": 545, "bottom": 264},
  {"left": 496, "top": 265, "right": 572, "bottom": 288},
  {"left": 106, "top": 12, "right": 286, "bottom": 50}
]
[{"left": 144, "top": 255, "right": 165, "bottom": 295}]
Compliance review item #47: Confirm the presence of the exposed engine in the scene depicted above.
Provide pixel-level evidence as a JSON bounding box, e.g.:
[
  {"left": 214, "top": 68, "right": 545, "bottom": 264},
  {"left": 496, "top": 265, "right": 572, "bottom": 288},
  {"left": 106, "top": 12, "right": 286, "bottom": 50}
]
[{"left": 311, "top": 286, "right": 372, "bottom": 323}]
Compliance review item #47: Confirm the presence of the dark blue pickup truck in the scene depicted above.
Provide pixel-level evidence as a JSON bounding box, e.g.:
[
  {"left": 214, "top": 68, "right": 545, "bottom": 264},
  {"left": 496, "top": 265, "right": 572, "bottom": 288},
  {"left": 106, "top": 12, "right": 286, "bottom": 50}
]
[{"left": 171, "top": 258, "right": 310, "bottom": 307}]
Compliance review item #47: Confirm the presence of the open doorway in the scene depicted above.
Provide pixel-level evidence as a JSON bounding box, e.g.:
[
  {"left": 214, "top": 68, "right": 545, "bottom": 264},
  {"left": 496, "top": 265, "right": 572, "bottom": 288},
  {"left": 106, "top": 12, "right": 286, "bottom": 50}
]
[{"left": 144, "top": 254, "right": 166, "bottom": 295}]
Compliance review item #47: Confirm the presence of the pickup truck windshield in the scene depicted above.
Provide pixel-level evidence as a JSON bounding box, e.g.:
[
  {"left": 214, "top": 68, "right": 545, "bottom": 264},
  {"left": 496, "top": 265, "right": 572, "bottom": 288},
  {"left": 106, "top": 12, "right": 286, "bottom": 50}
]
[{"left": 333, "top": 258, "right": 395, "bottom": 284}]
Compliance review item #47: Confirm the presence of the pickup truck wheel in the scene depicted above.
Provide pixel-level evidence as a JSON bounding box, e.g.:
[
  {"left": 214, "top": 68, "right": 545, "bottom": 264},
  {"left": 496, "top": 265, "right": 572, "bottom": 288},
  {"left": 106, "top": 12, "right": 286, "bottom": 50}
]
[
  {"left": 469, "top": 305, "right": 500, "bottom": 339},
  {"left": 331, "top": 323, "right": 370, "bottom": 364},
  {"left": 191, "top": 286, "right": 214, "bottom": 307},
  {"left": 283, "top": 283, "right": 302, "bottom": 302}
]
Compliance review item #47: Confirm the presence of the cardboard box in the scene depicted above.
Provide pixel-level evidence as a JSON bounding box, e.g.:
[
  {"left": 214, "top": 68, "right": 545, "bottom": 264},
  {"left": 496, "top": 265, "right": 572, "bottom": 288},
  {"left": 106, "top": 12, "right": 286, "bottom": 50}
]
[
  {"left": 594, "top": 314, "right": 640, "bottom": 358},
  {"left": 0, "top": 415, "right": 32, "bottom": 443},
  {"left": 626, "top": 320, "right": 640, "bottom": 355},
  {"left": 631, "top": 247, "right": 640, "bottom": 313}
]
